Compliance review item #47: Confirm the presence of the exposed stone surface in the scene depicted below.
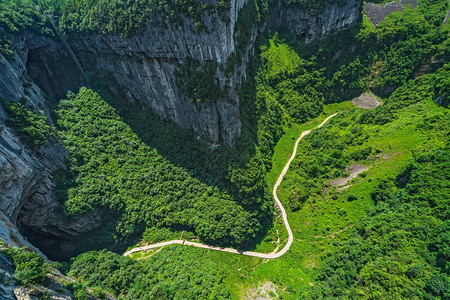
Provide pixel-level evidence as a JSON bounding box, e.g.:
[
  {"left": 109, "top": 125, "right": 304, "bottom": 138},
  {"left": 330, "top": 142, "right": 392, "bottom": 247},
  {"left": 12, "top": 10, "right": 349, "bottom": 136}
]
[
  {"left": 364, "top": 0, "right": 418, "bottom": 26},
  {"left": 326, "top": 164, "right": 369, "bottom": 191},
  {"left": 65, "top": 0, "right": 252, "bottom": 147},
  {"left": 0, "top": 0, "right": 363, "bottom": 262},
  {"left": 278, "top": 0, "right": 362, "bottom": 43},
  {"left": 0, "top": 249, "right": 83, "bottom": 300},
  {"left": 14, "top": 287, "right": 32, "bottom": 300},
  {"left": 0, "top": 30, "right": 81, "bottom": 104},
  {"left": 0, "top": 1, "right": 364, "bottom": 298},
  {"left": 444, "top": 9, "right": 450, "bottom": 24},
  {"left": 352, "top": 91, "right": 382, "bottom": 109},
  {"left": 0, "top": 42, "right": 104, "bottom": 243},
  {"left": 0, "top": 0, "right": 257, "bottom": 257}
]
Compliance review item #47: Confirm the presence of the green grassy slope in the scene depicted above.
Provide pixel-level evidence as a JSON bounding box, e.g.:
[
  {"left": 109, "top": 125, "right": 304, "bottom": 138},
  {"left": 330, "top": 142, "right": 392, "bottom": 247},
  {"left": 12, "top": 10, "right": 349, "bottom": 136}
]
[{"left": 66, "top": 77, "right": 448, "bottom": 298}]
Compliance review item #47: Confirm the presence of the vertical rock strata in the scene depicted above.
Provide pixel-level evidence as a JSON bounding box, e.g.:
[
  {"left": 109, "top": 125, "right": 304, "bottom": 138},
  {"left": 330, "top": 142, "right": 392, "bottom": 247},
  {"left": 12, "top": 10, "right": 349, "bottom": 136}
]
[
  {"left": 279, "top": 0, "right": 362, "bottom": 43},
  {"left": 68, "top": 0, "right": 251, "bottom": 147}
]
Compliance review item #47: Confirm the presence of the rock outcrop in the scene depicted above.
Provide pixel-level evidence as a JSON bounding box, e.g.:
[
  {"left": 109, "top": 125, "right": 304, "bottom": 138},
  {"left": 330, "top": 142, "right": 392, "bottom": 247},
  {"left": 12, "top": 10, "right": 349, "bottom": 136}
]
[
  {"left": 0, "top": 246, "right": 99, "bottom": 300},
  {"left": 0, "top": 0, "right": 362, "bottom": 260},
  {"left": 0, "top": 0, "right": 258, "bottom": 257},
  {"left": 364, "top": 0, "right": 417, "bottom": 26},
  {"left": 0, "top": 41, "right": 104, "bottom": 247},
  {"left": 66, "top": 0, "right": 251, "bottom": 147},
  {"left": 278, "top": 0, "right": 362, "bottom": 42}
]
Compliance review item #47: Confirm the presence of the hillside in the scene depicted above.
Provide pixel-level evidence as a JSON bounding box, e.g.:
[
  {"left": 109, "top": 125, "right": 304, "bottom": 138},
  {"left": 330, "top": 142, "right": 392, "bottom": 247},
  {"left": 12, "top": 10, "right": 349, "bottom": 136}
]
[{"left": 0, "top": 0, "right": 448, "bottom": 299}]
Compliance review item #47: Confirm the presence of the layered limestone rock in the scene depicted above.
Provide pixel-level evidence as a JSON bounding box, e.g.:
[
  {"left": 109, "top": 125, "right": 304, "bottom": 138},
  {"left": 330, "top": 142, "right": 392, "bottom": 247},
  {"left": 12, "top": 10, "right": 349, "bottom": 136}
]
[
  {"left": 278, "top": 0, "right": 362, "bottom": 43},
  {"left": 0, "top": 257, "right": 74, "bottom": 300},
  {"left": 66, "top": 0, "right": 251, "bottom": 147},
  {"left": 0, "top": 0, "right": 255, "bottom": 255},
  {"left": 0, "top": 124, "right": 105, "bottom": 240}
]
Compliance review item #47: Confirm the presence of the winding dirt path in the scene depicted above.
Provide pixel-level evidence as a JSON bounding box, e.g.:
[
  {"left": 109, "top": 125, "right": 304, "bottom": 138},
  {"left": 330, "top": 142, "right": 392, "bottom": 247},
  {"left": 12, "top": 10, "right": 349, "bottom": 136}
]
[{"left": 123, "top": 113, "right": 338, "bottom": 259}]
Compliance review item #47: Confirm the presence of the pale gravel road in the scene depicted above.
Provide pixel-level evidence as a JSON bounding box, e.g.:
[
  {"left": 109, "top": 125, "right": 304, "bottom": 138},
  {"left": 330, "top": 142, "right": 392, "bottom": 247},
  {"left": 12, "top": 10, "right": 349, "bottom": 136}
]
[{"left": 124, "top": 113, "right": 338, "bottom": 259}]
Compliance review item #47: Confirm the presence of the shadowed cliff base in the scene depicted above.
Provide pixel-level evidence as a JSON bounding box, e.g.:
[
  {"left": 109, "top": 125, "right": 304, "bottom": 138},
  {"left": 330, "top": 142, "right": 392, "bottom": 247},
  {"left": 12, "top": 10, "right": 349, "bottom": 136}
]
[{"left": 15, "top": 78, "right": 273, "bottom": 261}]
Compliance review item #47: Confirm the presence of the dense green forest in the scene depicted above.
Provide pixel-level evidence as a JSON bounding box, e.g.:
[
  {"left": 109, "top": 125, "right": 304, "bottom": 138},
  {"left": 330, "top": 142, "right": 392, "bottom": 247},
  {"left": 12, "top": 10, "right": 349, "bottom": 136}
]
[
  {"left": 61, "top": 0, "right": 449, "bottom": 297},
  {"left": 278, "top": 0, "right": 449, "bottom": 102},
  {"left": 280, "top": 64, "right": 449, "bottom": 211},
  {"left": 54, "top": 87, "right": 271, "bottom": 248},
  {"left": 65, "top": 64, "right": 449, "bottom": 298},
  {"left": 67, "top": 247, "right": 230, "bottom": 299},
  {"left": 0, "top": 98, "right": 55, "bottom": 146},
  {"left": 273, "top": 65, "right": 449, "bottom": 298},
  {"left": 0, "top": 0, "right": 449, "bottom": 298},
  {"left": 306, "top": 146, "right": 449, "bottom": 299},
  {"left": 0, "top": 0, "right": 51, "bottom": 34},
  {"left": 1, "top": 247, "right": 49, "bottom": 287}
]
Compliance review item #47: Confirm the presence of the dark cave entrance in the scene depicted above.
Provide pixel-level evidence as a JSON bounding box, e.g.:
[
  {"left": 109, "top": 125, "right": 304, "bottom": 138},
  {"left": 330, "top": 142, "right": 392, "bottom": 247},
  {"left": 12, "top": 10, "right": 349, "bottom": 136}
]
[{"left": 26, "top": 45, "right": 81, "bottom": 101}]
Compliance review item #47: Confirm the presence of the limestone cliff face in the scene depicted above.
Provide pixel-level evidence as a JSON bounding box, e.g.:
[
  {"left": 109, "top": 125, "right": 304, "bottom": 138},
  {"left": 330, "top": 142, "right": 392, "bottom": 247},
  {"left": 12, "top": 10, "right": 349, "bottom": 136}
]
[
  {"left": 67, "top": 0, "right": 251, "bottom": 147},
  {"left": 0, "top": 0, "right": 255, "bottom": 251},
  {"left": 0, "top": 250, "right": 76, "bottom": 300},
  {"left": 65, "top": 0, "right": 361, "bottom": 146},
  {"left": 278, "top": 0, "right": 362, "bottom": 42},
  {"left": 0, "top": 0, "right": 362, "bottom": 253},
  {"left": 0, "top": 44, "right": 103, "bottom": 246}
]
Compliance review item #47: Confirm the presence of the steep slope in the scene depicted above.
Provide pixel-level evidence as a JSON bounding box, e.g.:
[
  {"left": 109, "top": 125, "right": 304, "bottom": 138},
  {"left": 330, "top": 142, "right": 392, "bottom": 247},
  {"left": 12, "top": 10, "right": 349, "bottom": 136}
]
[
  {"left": 58, "top": 0, "right": 448, "bottom": 298},
  {"left": 277, "top": 0, "right": 361, "bottom": 42},
  {"left": 64, "top": 0, "right": 252, "bottom": 147},
  {"left": 0, "top": 0, "right": 364, "bottom": 250},
  {"left": 0, "top": 0, "right": 375, "bottom": 298}
]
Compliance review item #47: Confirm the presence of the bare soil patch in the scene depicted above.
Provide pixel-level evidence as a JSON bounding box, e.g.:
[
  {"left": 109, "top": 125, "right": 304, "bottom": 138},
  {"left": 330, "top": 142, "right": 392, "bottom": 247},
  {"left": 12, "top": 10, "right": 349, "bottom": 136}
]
[
  {"left": 364, "top": 0, "right": 418, "bottom": 26},
  {"left": 243, "top": 282, "right": 279, "bottom": 300},
  {"left": 327, "top": 164, "right": 369, "bottom": 188},
  {"left": 352, "top": 91, "right": 382, "bottom": 109}
]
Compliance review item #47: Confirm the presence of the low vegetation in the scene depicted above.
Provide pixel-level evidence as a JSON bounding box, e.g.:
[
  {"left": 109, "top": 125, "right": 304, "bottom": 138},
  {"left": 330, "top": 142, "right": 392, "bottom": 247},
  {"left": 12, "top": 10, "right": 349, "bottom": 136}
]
[
  {"left": 1, "top": 247, "right": 48, "bottom": 286},
  {"left": 306, "top": 146, "right": 449, "bottom": 299},
  {"left": 277, "top": 67, "right": 449, "bottom": 298},
  {"left": 0, "top": 98, "right": 55, "bottom": 146},
  {"left": 0, "top": 0, "right": 229, "bottom": 36},
  {"left": 174, "top": 58, "right": 223, "bottom": 103},
  {"left": 0, "top": 0, "right": 53, "bottom": 35},
  {"left": 61, "top": 1, "right": 448, "bottom": 298},
  {"left": 55, "top": 87, "right": 270, "bottom": 248},
  {"left": 1, "top": 0, "right": 448, "bottom": 299}
]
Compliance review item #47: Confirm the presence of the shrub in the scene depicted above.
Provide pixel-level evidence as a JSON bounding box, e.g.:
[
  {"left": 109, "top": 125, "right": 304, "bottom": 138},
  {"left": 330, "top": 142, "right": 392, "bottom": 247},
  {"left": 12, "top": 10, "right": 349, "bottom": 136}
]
[
  {"left": 1, "top": 98, "right": 54, "bottom": 146},
  {"left": 347, "top": 193, "right": 358, "bottom": 202},
  {"left": 426, "top": 273, "right": 450, "bottom": 298},
  {"left": 1, "top": 248, "right": 47, "bottom": 286}
]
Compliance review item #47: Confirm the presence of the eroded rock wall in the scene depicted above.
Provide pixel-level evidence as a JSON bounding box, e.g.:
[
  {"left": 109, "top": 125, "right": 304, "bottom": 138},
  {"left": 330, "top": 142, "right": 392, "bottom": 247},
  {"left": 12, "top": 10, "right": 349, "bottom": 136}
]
[
  {"left": 278, "top": 0, "right": 362, "bottom": 42},
  {"left": 68, "top": 0, "right": 251, "bottom": 147},
  {"left": 0, "top": 0, "right": 363, "bottom": 253},
  {"left": 0, "top": 40, "right": 102, "bottom": 247}
]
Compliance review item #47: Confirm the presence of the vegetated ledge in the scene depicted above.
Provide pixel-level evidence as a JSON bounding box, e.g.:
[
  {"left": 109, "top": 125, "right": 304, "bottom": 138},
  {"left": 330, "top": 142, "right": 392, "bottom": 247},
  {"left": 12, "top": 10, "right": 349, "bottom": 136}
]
[{"left": 364, "top": 0, "right": 418, "bottom": 26}]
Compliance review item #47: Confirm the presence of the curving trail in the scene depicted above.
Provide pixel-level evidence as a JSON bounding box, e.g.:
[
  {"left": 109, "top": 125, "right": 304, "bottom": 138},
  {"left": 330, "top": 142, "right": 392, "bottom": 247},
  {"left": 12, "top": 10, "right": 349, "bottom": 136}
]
[{"left": 124, "top": 113, "right": 338, "bottom": 259}]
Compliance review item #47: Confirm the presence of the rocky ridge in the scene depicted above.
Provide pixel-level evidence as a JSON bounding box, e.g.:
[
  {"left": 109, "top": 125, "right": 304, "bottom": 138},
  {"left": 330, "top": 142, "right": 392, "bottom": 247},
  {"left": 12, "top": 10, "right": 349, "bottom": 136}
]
[{"left": 0, "top": 37, "right": 106, "bottom": 244}]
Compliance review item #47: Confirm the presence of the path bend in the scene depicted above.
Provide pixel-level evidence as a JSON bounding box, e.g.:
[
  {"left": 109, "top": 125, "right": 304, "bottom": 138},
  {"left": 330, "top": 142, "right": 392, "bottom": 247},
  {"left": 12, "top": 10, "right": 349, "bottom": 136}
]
[{"left": 124, "top": 113, "right": 338, "bottom": 259}]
